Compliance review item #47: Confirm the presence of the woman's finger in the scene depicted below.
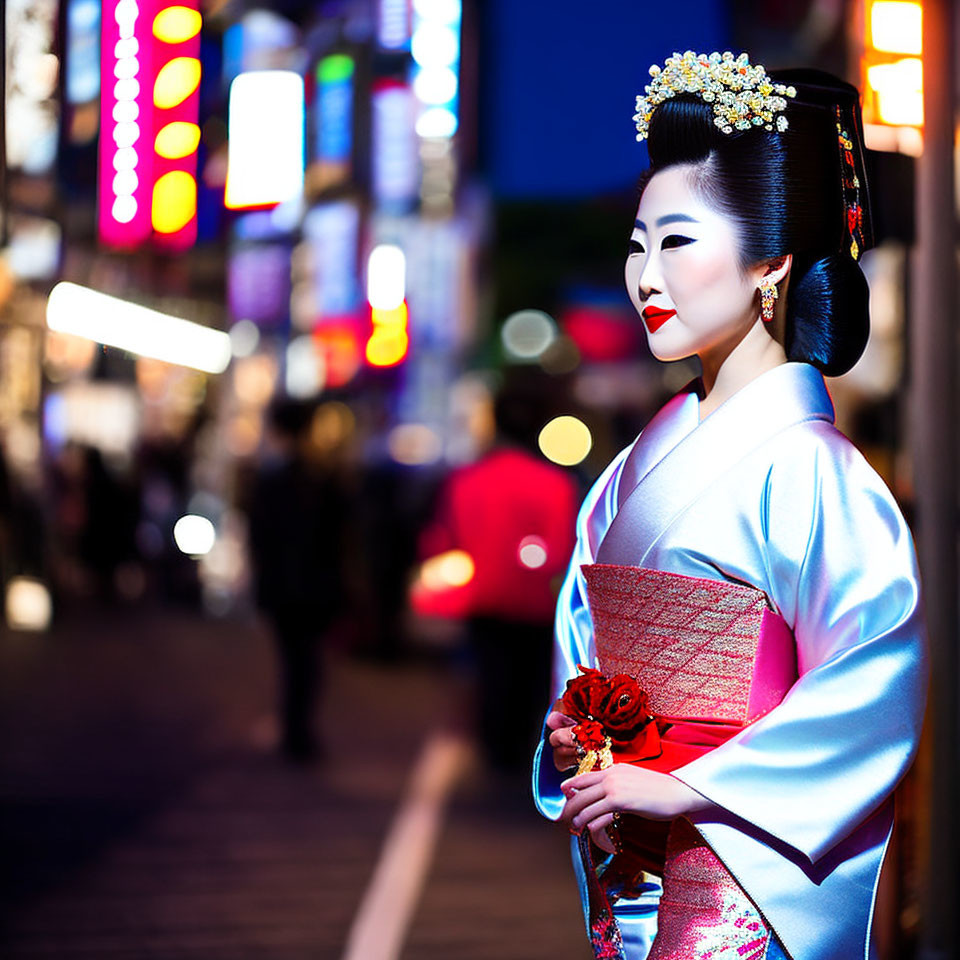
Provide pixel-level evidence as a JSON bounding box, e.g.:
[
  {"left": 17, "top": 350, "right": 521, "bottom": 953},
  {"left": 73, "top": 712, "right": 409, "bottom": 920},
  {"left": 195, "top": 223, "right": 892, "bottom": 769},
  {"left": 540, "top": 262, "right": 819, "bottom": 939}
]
[
  {"left": 560, "top": 783, "right": 607, "bottom": 824},
  {"left": 561, "top": 768, "right": 606, "bottom": 793},
  {"left": 548, "top": 727, "right": 575, "bottom": 749},
  {"left": 546, "top": 710, "right": 577, "bottom": 731},
  {"left": 588, "top": 813, "right": 617, "bottom": 854},
  {"left": 571, "top": 796, "right": 615, "bottom": 833}
]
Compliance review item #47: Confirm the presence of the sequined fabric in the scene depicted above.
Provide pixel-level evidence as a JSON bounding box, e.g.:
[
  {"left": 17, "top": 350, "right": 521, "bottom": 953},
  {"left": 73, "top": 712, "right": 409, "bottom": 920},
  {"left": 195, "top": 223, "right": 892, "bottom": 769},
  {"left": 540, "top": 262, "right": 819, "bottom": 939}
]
[
  {"left": 648, "top": 819, "right": 770, "bottom": 960},
  {"left": 582, "top": 564, "right": 768, "bottom": 723}
]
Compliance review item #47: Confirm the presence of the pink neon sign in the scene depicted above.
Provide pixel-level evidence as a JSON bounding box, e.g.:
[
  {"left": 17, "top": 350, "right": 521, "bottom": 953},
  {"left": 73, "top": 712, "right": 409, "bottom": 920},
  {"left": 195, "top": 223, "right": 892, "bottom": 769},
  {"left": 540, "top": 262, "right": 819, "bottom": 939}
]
[{"left": 98, "top": 0, "right": 157, "bottom": 248}]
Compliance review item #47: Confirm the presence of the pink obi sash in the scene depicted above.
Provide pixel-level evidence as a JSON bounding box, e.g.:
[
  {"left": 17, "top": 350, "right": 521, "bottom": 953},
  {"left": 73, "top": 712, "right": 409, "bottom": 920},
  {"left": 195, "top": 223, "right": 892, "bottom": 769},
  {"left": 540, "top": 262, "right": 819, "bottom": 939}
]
[
  {"left": 582, "top": 563, "right": 796, "bottom": 773},
  {"left": 577, "top": 564, "right": 797, "bottom": 959}
]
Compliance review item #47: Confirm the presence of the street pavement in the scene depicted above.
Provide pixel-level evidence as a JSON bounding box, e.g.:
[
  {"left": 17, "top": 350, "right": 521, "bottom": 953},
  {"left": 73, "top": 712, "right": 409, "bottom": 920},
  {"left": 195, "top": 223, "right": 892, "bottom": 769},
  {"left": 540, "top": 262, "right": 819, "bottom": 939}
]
[{"left": 0, "top": 605, "right": 587, "bottom": 959}]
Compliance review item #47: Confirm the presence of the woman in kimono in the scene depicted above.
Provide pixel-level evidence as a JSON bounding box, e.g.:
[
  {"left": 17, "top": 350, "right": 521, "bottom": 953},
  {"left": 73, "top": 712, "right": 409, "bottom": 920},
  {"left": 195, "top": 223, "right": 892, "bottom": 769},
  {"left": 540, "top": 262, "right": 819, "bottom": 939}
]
[{"left": 533, "top": 53, "right": 928, "bottom": 960}]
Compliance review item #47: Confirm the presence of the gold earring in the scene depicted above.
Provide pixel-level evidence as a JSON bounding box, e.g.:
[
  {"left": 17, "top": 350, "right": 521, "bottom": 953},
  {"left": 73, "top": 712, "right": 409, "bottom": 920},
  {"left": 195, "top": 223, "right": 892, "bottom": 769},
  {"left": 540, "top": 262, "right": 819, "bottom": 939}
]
[{"left": 760, "top": 278, "right": 779, "bottom": 323}]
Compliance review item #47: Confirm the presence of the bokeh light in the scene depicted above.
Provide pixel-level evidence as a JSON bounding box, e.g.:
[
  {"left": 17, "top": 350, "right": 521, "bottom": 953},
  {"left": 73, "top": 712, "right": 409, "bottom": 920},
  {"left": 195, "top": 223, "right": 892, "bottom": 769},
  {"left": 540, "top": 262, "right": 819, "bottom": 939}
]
[
  {"left": 229, "top": 319, "right": 260, "bottom": 357},
  {"left": 152, "top": 5, "right": 202, "bottom": 43},
  {"left": 411, "top": 23, "right": 459, "bottom": 68},
  {"left": 870, "top": 1, "right": 922, "bottom": 55},
  {"left": 366, "top": 245, "right": 406, "bottom": 310},
  {"left": 867, "top": 59, "right": 923, "bottom": 126},
  {"left": 173, "top": 514, "right": 216, "bottom": 556},
  {"left": 415, "top": 107, "right": 458, "bottom": 138},
  {"left": 413, "top": 67, "right": 458, "bottom": 105},
  {"left": 47, "top": 282, "right": 231, "bottom": 373},
  {"left": 517, "top": 535, "right": 548, "bottom": 569},
  {"left": 5, "top": 577, "right": 53, "bottom": 632},
  {"left": 233, "top": 354, "right": 277, "bottom": 406},
  {"left": 413, "top": 0, "right": 461, "bottom": 22},
  {"left": 366, "top": 328, "right": 409, "bottom": 367},
  {"left": 501, "top": 309, "right": 557, "bottom": 360},
  {"left": 420, "top": 549, "right": 475, "bottom": 589},
  {"left": 225, "top": 70, "right": 305, "bottom": 209},
  {"left": 152, "top": 56, "right": 201, "bottom": 109},
  {"left": 151, "top": 170, "right": 197, "bottom": 233},
  {"left": 154, "top": 121, "right": 200, "bottom": 159},
  {"left": 388, "top": 423, "right": 442, "bottom": 465},
  {"left": 538, "top": 415, "right": 592, "bottom": 466},
  {"left": 286, "top": 335, "right": 326, "bottom": 398}
]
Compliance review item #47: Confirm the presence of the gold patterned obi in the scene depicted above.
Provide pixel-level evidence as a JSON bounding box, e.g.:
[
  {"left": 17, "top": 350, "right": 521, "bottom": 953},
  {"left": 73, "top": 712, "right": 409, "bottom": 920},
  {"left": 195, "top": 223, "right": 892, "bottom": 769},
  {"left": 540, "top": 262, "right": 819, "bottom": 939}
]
[{"left": 582, "top": 564, "right": 796, "bottom": 757}]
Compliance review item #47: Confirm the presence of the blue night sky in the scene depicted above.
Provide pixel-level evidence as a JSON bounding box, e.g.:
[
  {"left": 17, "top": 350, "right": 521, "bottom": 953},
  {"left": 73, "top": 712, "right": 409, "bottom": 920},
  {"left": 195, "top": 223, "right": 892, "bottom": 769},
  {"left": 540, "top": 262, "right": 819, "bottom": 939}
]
[{"left": 482, "top": 2, "right": 731, "bottom": 198}]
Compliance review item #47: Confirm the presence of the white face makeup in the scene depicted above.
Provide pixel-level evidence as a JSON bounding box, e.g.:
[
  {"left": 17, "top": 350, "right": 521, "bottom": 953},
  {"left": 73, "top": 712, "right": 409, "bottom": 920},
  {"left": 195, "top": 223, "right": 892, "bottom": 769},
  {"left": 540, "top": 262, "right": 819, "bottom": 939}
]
[{"left": 624, "top": 164, "right": 763, "bottom": 363}]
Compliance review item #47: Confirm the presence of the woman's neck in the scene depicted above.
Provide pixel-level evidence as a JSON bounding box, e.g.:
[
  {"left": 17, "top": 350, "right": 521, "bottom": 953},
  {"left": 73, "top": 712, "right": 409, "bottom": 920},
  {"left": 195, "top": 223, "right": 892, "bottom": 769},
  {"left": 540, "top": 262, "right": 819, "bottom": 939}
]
[{"left": 697, "top": 319, "right": 787, "bottom": 421}]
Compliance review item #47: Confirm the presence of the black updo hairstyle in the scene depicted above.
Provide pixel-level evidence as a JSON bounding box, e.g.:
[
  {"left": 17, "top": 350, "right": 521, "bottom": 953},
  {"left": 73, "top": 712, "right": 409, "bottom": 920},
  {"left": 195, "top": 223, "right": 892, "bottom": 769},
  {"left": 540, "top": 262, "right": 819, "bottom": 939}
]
[{"left": 641, "top": 68, "right": 873, "bottom": 376}]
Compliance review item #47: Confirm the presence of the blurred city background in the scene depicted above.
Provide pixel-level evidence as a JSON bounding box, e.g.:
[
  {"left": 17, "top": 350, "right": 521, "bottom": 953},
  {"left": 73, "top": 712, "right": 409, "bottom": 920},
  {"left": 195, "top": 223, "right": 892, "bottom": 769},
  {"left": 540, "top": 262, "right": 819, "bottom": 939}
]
[{"left": 1, "top": 0, "right": 956, "bottom": 957}]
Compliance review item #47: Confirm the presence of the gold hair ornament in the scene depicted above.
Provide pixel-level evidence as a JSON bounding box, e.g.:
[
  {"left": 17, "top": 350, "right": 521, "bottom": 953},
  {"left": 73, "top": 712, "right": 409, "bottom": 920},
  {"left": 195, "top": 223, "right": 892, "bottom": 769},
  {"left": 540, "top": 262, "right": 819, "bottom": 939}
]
[{"left": 634, "top": 50, "right": 796, "bottom": 141}]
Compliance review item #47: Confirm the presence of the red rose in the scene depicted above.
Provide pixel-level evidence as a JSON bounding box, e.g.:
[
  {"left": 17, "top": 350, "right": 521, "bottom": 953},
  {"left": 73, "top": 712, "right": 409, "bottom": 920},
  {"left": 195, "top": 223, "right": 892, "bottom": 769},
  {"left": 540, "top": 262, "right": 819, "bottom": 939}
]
[
  {"left": 573, "top": 719, "right": 607, "bottom": 753},
  {"left": 560, "top": 665, "right": 608, "bottom": 721},
  {"left": 599, "top": 674, "right": 651, "bottom": 743},
  {"left": 560, "top": 665, "right": 662, "bottom": 763}
]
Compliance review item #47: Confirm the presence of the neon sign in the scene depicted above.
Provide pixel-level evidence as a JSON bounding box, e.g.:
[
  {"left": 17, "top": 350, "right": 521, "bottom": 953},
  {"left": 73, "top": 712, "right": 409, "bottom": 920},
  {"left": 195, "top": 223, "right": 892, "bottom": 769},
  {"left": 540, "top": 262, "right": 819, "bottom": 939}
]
[
  {"left": 97, "top": 0, "right": 201, "bottom": 249},
  {"left": 225, "top": 71, "right": 304, "bottom": 210},
  {"left": 411, "top": 0, "right": 461, "bottom": 139}
]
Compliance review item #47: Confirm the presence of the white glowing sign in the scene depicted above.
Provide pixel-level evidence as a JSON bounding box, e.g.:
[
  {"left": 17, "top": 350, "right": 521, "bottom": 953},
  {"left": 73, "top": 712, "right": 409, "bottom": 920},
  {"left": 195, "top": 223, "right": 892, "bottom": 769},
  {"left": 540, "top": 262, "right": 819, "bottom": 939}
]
[
  {"left": 47, "top": 282, "right": 232, "bottom": 374},
  {"left": 225, "top": 71, "right": 305, "bottom": 209},
  {"left": 410, "top": 0, "right": 461, "bottom": 140},
  {"left": 371, "top": 81, "right": 418, "bottom": 206}
]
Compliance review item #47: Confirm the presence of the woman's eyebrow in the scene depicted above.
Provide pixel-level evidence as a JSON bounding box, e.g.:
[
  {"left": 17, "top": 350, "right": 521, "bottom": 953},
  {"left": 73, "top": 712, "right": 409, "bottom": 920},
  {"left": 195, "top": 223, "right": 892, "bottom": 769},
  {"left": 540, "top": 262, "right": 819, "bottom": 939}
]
[
  {"left": 634, "top": 213, "right": 700, "bottom": 231},
  {"left": 656, "top": 213, "right": 699, "bottom": 227}
]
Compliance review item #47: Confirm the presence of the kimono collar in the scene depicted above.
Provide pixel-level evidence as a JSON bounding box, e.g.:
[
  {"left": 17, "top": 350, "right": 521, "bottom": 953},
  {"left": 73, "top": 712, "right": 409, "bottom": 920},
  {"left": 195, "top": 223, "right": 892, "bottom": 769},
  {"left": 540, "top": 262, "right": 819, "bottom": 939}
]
[
  {"left": 619, "top": 362, "right": 834, "bottom": 510},
  {"left": 696, "top": 360, "right": 834, "bottom": 430},
  {"left": 602, "top": 362, "right": 835, "bottom": 566}
]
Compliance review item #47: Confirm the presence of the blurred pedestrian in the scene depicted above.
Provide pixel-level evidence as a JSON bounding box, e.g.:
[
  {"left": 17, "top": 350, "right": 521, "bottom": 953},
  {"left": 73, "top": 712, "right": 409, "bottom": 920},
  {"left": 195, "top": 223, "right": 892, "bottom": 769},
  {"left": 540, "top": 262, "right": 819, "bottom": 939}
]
[
  {"left": 79, "top": 447, "right": 139, "bottom": 600},
  {"left": 419, "top": 378, "right": 579, "bottom": 772},
  {"left": 248, "top": 401, "right": 345, "bottom": 762}
]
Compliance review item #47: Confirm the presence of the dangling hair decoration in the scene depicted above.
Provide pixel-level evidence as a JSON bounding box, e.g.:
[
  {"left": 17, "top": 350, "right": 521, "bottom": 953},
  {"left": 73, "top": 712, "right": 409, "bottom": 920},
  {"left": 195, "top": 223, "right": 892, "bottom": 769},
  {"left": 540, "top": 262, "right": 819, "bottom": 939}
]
[
  {"left": 834, "top": 102, "right": 872, "bottom": 261},
  {"left": 769, "top": 68, "right": 874, "bottom": 261}
]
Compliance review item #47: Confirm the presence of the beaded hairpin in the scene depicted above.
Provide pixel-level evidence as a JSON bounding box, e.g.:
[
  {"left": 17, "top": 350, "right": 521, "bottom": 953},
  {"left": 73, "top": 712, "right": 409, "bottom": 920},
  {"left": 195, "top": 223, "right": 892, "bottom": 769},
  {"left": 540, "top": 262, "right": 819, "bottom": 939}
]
[
  {"left": 835, "top": 105, "right": 865, "bottom": 261},
  {"left": 633, "top": 50, "right": 796, "bottom": 140}
]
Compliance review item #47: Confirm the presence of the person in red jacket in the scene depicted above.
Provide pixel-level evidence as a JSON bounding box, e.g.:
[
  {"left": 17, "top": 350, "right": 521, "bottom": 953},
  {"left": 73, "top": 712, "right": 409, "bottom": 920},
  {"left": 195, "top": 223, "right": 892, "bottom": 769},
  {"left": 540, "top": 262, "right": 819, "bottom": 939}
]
[{"left": 418, "top": 382, "right": 579, "bottom": 771}]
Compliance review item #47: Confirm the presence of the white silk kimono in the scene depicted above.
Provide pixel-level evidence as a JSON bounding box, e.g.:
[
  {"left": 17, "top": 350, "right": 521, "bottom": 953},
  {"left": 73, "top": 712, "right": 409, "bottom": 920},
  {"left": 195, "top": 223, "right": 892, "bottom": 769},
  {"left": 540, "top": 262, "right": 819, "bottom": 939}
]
[{"left": 533, "top": 361, "right": 928, "bottom": 960}]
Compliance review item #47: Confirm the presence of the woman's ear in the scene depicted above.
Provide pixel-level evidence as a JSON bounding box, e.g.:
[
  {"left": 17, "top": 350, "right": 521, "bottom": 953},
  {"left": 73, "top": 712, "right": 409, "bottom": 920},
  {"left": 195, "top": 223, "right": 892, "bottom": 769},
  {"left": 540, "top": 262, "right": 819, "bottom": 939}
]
[{"left": 763, "top": 254, "right": 792, "bottom": 286}]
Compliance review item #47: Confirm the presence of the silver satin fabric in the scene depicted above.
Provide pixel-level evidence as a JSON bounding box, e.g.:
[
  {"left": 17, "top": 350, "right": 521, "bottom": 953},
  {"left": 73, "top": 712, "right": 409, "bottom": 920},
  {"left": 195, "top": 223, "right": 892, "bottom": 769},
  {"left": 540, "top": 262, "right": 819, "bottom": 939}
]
[{"left": 532, "top": 362, "right": 928, "bottom": 960}]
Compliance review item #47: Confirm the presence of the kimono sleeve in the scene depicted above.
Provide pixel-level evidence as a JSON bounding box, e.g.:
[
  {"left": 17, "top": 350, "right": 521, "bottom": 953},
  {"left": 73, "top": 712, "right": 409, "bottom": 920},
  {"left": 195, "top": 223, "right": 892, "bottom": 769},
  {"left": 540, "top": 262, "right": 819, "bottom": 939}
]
[
  {"left": 671, "top": 427, "right": 929, "bottom": 863},
  {"left": 532, "top": 444, "right": 632, "bottom": 822}
]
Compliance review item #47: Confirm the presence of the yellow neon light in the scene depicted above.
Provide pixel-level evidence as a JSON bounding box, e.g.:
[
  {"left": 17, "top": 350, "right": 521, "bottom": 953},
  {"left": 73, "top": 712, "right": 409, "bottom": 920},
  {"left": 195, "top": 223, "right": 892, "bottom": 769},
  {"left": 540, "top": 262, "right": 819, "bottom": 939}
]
[
  {"left": 155, "top": 121, "right": 201, "bottom": 159},
  {"left": 154, "top": 57, "right": 201, "bottom": 109},
  {"left": 153, "top": 6, "right": 202, "bottom": 43},
  {"left": 152, "top": 171, "right": 197, "bottom": 233},
  {"left": 370, "top": 302, "right": 408, "bottom": 329},
  {"left": 867, "top": 58, "right": 923, "bottom": 126},
  {"left": 870, "top": 1, "right": 922, "bottom": 55},
  {"left": 366, "top": 329, "right": 409, "bottom": 367}
]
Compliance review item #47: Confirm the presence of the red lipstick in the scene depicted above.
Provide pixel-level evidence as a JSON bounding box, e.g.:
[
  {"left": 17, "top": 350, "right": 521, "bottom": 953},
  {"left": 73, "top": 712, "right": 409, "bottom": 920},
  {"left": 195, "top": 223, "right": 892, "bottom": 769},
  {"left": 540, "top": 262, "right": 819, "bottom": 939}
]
[{"left": 641, "top": 306, "right": 676, "bottom": 333}]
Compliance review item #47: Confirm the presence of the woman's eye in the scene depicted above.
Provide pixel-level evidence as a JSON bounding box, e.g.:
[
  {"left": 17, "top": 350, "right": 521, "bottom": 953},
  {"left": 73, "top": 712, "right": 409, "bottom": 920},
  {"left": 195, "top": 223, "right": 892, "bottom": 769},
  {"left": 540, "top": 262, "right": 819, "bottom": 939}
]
[
  {"left": 661, "top": 234, "right": 694, "bottom": 250},
  {"left": 627, "top": 239, "right": 645, "bottom": 255}
]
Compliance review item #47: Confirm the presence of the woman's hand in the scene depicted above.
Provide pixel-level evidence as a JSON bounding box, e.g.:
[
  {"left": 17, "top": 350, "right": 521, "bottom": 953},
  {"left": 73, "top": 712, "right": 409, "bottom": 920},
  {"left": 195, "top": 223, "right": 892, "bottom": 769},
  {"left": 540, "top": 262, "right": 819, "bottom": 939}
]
[
  {"left": 546, "top": 709, "right": 579, "bottom": 772},
  {"left": 560, "top": 764, "right": 712, "bottom": 852}
]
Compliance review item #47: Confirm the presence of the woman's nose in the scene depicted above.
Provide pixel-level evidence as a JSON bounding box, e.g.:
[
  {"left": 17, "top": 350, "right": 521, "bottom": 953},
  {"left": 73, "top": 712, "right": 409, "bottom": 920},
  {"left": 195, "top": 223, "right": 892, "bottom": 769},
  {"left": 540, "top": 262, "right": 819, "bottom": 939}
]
[{"left": 638, "top": 253, "right": 662, "bottom": 300}]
